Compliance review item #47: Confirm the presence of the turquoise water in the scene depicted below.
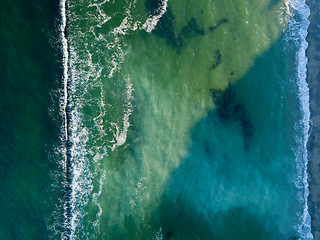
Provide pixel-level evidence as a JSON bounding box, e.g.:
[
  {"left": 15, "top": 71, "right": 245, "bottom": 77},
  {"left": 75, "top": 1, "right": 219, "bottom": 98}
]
[{"left": 0, "top": 0, "right": 312, "bottom": 239}]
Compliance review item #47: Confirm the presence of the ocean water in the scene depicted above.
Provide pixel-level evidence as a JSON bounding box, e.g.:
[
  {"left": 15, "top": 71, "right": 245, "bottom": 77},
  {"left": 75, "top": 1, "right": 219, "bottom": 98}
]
[
  {"left": 0, "top": 0, "right": 62, "bottom": 238},
  {"left": 0, "top": 0, "right": 313, "bottom": 239}
]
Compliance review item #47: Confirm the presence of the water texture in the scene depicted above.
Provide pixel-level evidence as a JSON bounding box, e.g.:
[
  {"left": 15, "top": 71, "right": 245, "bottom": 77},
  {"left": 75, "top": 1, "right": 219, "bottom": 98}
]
[{"left": 0, "top": 0, "right": 313, "bottom": 239}]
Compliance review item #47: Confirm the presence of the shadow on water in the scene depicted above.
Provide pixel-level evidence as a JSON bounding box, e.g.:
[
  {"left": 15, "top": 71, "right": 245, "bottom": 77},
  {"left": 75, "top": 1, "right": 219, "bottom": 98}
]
[
  {"left": 145, "top": 0, "right": 183, "bottom": 53},
  {"left": 181, "top": 17, "right": 205, "bottom": 38},
  {"left": 149, "top": 197, "right": 276, "bottom": 240},
  {"left": 141, "top": 33, "right": 301, "bottom": 239},
  {"left": 210, "top": 83, "right": 254, "bottom": 150}
]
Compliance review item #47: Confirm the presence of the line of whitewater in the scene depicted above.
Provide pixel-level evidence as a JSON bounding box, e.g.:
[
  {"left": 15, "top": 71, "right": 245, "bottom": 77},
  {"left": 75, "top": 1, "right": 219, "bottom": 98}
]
[
  {"left": 288, "top": 0, "right": 313, "bottom": 239},
  {"left": 60, "top": 0, "right": 68, "bottom": 142},
  {"left": 59, "top": 0, "right": 73, "bottom": 239}
]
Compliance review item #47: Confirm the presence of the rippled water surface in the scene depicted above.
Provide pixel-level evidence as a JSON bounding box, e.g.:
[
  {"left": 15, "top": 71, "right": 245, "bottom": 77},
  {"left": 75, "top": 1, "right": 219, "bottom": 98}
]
[{"left": 0, "top": 0, "right": 312, "bottom": 239}]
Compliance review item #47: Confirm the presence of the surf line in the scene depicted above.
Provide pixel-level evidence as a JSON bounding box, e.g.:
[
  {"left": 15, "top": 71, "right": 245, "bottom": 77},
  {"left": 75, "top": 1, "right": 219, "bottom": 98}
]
[
  {"left": 60, "top": 0, "right": 73, "bottom": 238},
  {"left": 287, "top": 0, "right": 313, "bottom": 238}
]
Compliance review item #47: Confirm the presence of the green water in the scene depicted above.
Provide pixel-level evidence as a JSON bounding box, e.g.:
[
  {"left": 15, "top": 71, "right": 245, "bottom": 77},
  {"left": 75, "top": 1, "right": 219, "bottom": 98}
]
[
  {"left": 0, "top": 0, "right": 311, "bottom": 239},
  {"left": 0, "top": 0, "right": 62, "bottom": 238},
  {"left": 62, "top": 0, "right": 308, "bottom": 239}
]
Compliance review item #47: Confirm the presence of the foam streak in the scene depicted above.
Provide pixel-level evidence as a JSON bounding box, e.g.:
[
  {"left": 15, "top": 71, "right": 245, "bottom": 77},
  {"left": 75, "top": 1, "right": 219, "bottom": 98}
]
[
  {"left": 59, "top": 0, "right": 73, "bottom": 239},
  {"left": 288, "top": 0, "right": 313, "bottom": 238}
]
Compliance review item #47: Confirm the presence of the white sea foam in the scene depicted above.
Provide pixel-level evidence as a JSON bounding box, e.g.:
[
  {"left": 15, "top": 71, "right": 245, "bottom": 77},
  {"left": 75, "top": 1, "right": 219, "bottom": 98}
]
[
  {"left": 154, "top": 227, "right": 163, "bottom": 240},
  {"left": 142, "top": 0, "right": 168, "bottom": 33},
  {"left": 57, "top": 0, "right": 313, "bottom": 239},
  {"left": 58, "top": 0, "right": 77, "bottom": 238},
  {"left": 56, "top": 0, "right": 141, "bottom": 237},
  {"left": 287, "top": 0, "right": 312, "bottom": 239},
  {"left": 88, "top": 0, "right": 111, "bottom": 28},
  {"left": 55, "top": 0, "right": 176, "bottom": 237},
  {"left": 58, "top": 1, "right": 98, "bottom": 237},
  {"left": 59, "top": 0, "right": 69, "bottom": 163},
  {"left": 92, "top": 169, "right": 106, "bottom": 230},
  {"left": 110, "top": 78, "right": 134, "bottom": 150}
]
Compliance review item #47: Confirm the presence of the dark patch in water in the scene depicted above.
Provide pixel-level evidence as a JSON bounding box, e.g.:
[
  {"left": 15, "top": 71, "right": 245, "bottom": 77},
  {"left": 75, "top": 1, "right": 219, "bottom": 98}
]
[
  {"left": 145, "top": 0, "right": 182, "bottom": 53},
  {"left": 145, "top": 0, "right": 163, "bottom": 15},
  {"left": 211, "top": 84, "right": 253, "bottom": 149},
  {"left": 215, "top": 84, "right": 236, "bottom": 121},
  {"left": 145, "top": 1, "right": 206, "bottom": 54},
  {"left": 209, "top": 18, "right": 228, "bottom": 31},
  {"left": 204, "top": 141, "right": 211, "bottom": 155},
  {"left": 211, "top": 50, "right": 221, "bottom": 70},
  {"left": 181, "top": 18, "right": 205, "bottom": 38},
  {"left": 165, "top": 230, "right": 173, "bottom": 239},
  {"left": 152, "top": 195, "right": 276, "bottom": 240},
  {"left": 210, "top": 88, "right": 223, "bottom": 102},
  {"left": 230, "top": 71, "right": 235, "bottom": 75},
  {"left": 149, "top": 10, "right": 183, "bottom": 53}
]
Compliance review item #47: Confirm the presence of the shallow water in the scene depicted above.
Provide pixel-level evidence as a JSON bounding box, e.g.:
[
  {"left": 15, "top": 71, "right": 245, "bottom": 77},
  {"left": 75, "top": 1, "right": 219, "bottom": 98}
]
[{"left": 0, "top": 0, "right": 312, "bottom": 239}]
